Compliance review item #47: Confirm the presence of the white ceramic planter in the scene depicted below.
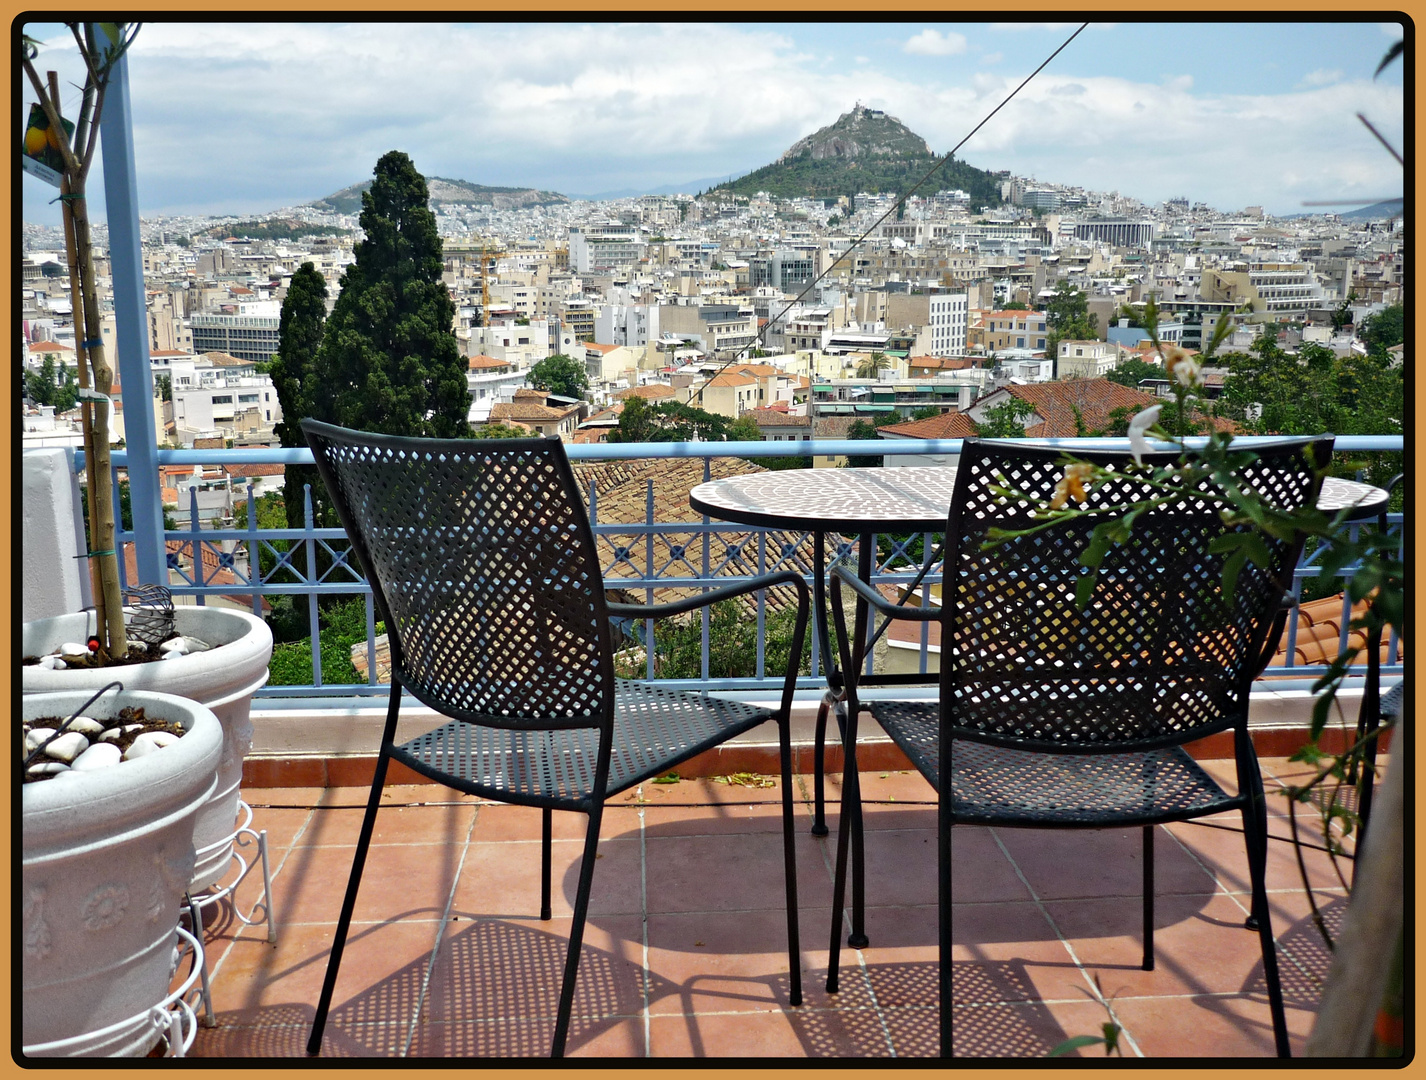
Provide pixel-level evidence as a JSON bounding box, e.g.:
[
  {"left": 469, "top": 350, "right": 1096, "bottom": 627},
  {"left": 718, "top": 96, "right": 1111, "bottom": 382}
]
[
  {"left": 23, "top": 607, "right": 273, "bottom": 890},
  {"left": 22, "top": 690, "right": 224, "bottom": 1057}
]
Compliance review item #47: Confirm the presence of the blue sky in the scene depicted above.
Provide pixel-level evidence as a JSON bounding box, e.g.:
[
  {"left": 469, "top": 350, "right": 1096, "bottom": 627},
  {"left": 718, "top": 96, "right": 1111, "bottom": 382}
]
[{"left": 21, "top": 20, "right": 1406, "bottom": 226}]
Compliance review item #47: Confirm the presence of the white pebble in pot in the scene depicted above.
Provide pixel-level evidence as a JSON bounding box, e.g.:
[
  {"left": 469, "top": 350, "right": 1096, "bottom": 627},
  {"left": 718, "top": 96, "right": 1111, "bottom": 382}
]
[
  {"left": 66, "top": 716, "right": 108, "bottom": 737},
  {"left": 25, "top": 727, "right": 57, "bottom": 752},
  {"left": 123, "top": 730, "right": 181, "bottom": 760},
  {"left": 159, "top": 638, "right": 188, "bottom": 655},
  {"left": 27, "top": 761, "right": 71, "bottom": 778},
  {"left": 43, "top": 731, "right": 90, "bottom": 763},
  {"left": 98, "top": 723, "right": 146, "bottom": 743},
  {"left": 70, "top": 742, "right": 124, "bottom": 771},
  {"left": 58, "top": 642, "right": 91, "bottom": 657}
]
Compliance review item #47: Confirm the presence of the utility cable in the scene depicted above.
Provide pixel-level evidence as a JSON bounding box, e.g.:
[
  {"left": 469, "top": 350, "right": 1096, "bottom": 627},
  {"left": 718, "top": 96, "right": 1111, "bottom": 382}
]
[{"left": 689, "top": 21, "right": 1088, "bottom": 407}]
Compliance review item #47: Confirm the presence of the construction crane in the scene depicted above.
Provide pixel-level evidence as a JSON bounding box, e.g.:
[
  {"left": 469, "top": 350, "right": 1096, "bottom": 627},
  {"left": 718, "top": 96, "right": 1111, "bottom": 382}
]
[{"left": 473, "top": 239, "right": 506, "bottom": 327}]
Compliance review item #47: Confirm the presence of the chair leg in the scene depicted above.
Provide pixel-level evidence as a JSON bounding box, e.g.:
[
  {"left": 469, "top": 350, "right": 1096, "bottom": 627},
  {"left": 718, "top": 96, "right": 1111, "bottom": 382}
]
[
  {"left": 541, "top": 807, "right": 553, "bottom": 921},
  {"left": 777, "top": 713, "right": 803, "bottom": 1007},
  {"left": 550, "top": 802, "right": 604, "bottom": 1058},
  {"left": 306, "top": 696, "right": 399, "bottom": 1056},
  {"left": 847, "top": 718, "right": 868, "bottom": 950},
  {"left": 1141, "top": 825, "right": 1155, "bottom": 971},
  {"left": 825, "top": 758, "right": 854, "bottom": 995},
  {"left": 1242, "top": 780, "right": 1292, "bottom": 1057},
  {"left": 811, "top": 695, "right": 831, "bottom": 837}
]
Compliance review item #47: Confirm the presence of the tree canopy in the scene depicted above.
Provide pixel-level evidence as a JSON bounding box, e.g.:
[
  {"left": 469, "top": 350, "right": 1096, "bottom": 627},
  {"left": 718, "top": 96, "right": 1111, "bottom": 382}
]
[
  {"left": 1042, "top": 280, "right": 1098, "bottom": 365},
  {"left": 309, "top": 151, "right": 469, "bottom": 440},
  {"left": 608, "top": 397, "right": 737, "bottom": 443},
  {"left": 973, "top": 398, "right": 1035, "bottom": 439},
  {"left": 268, "top": 261, "right": 329, "bottom": 529},
  {"left": 527, "top": 353, "right": 589, "bottom": 400}
]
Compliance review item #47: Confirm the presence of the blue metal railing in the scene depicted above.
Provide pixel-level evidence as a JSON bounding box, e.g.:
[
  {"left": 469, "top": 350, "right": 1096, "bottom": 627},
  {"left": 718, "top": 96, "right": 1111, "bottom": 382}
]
[{"left": 84, "top": 436, "right": 1403, "bottom": 703}]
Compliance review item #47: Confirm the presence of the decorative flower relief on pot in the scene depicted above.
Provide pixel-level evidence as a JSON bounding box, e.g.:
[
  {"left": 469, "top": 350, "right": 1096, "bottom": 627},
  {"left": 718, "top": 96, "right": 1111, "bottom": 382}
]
[
  {"left": 81, "top": 884, "right": 130, "bottom": 933},
  {"left": 24, "top": 885, "right": 52, "bottom": 960}
]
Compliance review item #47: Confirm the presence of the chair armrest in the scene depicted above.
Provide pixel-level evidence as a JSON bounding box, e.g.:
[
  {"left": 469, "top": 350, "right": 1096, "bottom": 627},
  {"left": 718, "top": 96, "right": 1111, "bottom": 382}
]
[
  {"left": 827, "top": 562, "right": 939, "bottom": 623},
  {"left": 607, "top": 570, "right": 809, "bottom": 621}
]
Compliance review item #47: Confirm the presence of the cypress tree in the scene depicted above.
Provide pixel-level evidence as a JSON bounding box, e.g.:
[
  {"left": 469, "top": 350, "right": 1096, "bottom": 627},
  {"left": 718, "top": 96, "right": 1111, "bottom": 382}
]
[
  {"left": 269, "top": 261, "right": 329, "bottom": 529},
  {"left": 310, "top": 151, "right": 470, "bottom": 439}
]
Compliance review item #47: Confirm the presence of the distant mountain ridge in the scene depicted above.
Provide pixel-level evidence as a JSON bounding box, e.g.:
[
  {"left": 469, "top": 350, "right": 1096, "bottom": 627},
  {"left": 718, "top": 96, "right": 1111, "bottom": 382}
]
[
  {"left": 309, "top": 175, "right": 569, "bottom": 215},
  {"left": 710, "top": 105, "right": 1002, "bottom": 208}
]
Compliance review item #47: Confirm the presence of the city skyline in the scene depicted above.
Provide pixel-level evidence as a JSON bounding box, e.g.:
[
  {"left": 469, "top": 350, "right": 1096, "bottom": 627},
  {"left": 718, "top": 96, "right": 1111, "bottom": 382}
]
[{"left": 21, "top": 19, "right": 1406, "bottom": 227}]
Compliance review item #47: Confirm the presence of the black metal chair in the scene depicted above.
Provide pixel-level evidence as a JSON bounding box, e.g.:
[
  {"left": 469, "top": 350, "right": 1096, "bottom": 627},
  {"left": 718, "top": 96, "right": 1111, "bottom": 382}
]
[
  {"left": 300, "top": 420, "right": 810, "bottom": 1058},
  {"left": 823, "top": 436, "right": 1332, "bottom": 1059}
]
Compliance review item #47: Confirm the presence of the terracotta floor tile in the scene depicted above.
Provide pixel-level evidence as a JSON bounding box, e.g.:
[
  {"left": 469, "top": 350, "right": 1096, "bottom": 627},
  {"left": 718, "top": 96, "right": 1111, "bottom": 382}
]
[
  {"left": 948, "top": 827, "right": 1032, "bottom": 904},
  {"left": 202, "top": 918, "right": 440, "bottom": 1027},
  {"left": 1109, "top": 990, "right": 1315, "bottom": 1057},
  {"left": 451, "top": 836, "right": 643, "bottom": 919},
  {"left": 639, "top": 797, "right": 797, "bottom": 837},
  {"left": 822, "top": 767, "right": 939, "bottom": 806},
  {"left": 466, "top": 801, "right": 621, "bottom": 843},
  {"left": 1160, "top": 817, "right": 1347, "bottom": 894},
  {"left": 281, "top": 801, "right": 479, "bottom": 848},
  {"left": 643, "top": 831, "right": 833, "bottom": 914},
  {"left": 192, "top": 1018, "right": 411, "bottom": 1058},
  {"left": 647, "top": 1007, "right": 863, "bottom": 1058},
  {"left": 1041, "top": 892, "right": 1281, "bottom": 1002},
  {"left": 409, "top": 1014, "right": 646, "bottom": 1058},
  {"left": 952, "top": 998, "right": 1126, "bottom": 1058},
  {"left": 992, "top": 825, "right": 1219, "bottom": 901},
  {"left": 269, "top": 841, "right": 466, "bottom": 925},
  {"left": 421, "top": 915, "right": 646, "bottom": 1025},
  {"left": 237, "top": 805, "right": 316, "bottom": 853},
  {"left": 644, "top": 907, "right": 868, "bottom": 1015}
]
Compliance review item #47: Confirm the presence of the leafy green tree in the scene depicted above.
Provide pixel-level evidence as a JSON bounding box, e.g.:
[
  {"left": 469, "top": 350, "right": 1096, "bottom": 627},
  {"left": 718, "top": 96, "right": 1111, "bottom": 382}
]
[
  {"left": 155, "top": 373, "right": 172, "bottom": 401},
  {"left": 1330, "top": 293, "right": 1356, "bottom": 333},
  {"left": 268, "top": 261, "right": 329, "bottom": 529},
  {"left": 527, "top": 352, "right": 589, "bottom": 400},
  {"left": 618, "top": 598, "right": 810, "bottom": 681},
  {"left": 1042, "top": 280, "right": 1098, "bottom": 363},
  {"left": 309, "top": 151, "right": 470, "bottom": 441},
  {"left": 974, "top": 398, "right": 1035, "bottom": 438},
  {"left": 1105, "top": 357, "right": 1164, "bottom": 389},
  {"left": 854, "top": 352, "right": 891, "bottom": 379},
  {"left": 25, "top": 356, "right": 78, "bottom": 412},
  {"left": 1002, "top": 300, "right": 1029, "bottom": 311},
  {"left": 469, "top": 421, "right": 534, "bottom": 440},
  {"left": 1357, "top": 303, "right": 1404, "bottom": 355},
  {"left": 727, "top": 414, "right": 762, "bottom": 442},
  {"left": 844, "top": 418, "right": 884, "bottom": 468},
  {"left": 910, "top": 405, "right": 941, "bottom": 421},
  {"left": 608, "top": 398, "right": 733, "bottom": 443}
]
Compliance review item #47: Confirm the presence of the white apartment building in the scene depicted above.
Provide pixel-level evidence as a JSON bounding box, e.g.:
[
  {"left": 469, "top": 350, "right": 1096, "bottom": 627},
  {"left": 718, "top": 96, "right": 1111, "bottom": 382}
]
[
  {"left": 171, "top": 375, "right": 281, "bottom": 443},
  {"left": 569, "top": 224, "right": 647, "bottom": 275},
  {"left": 928, "top": 291, "right": 969, "bottom": 355},
  {"left": 595, "top": 304, "right": 661, "bottom": 349},
  {"left": 1057, "top": 339, "right": 1120, "bottom": 380}
]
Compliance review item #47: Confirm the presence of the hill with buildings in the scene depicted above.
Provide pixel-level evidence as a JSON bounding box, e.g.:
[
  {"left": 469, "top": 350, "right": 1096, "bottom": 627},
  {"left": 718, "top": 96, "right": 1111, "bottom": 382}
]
[
  {"left": 310, "top": 175, "right": 569, "bottom": 215},
  {"left": 708, "top": 105, "right": 1002, "bottom": 208}
]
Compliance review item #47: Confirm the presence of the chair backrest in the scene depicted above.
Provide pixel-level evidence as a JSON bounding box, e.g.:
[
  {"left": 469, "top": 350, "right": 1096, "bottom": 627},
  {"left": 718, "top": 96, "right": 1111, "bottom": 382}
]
[
  {"left": 941, "top": 436, "right": 1331, "bottom": 752},
  {"left": 303, "top": 420, "right": 615, "bottom": 732}
]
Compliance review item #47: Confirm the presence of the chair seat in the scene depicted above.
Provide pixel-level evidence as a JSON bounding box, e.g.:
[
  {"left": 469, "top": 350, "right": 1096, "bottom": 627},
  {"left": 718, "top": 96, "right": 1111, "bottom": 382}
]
[
  {"left": 868, "top": 700, "right": 1236, "bottom": 827},
  {"left": 395, "top": 679, "right": 772, "bottom": 805}
]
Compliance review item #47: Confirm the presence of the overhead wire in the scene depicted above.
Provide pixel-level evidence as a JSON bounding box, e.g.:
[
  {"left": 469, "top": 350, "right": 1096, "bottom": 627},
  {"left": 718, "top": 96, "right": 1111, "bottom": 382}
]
[{"left": 688, "top": 21, "right": 1089, "bottom": 407}]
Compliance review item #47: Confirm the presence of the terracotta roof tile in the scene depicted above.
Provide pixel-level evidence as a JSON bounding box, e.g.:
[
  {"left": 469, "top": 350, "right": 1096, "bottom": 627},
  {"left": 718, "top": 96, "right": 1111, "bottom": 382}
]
[{"left": 879, "top": 411, "right": 977, "bottom": 439}]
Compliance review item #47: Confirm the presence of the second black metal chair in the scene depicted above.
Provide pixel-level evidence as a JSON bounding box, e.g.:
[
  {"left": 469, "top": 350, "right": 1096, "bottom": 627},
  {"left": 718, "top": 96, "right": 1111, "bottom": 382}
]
[
  {"left": 823, "top": 436, "right": 1331, "bottom": 1058},
  {"left": 301, "top": 420, "right": 810, "bottom": 1057}
]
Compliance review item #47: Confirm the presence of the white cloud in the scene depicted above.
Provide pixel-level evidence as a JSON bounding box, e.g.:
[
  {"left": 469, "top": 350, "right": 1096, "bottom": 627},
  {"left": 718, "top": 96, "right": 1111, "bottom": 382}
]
[
  {"left": 903, "top": 29, "right": 967, "bottom": 56},
  {"left": 980, "top": 51, "right": 1003, "bottom": 65},
  {"left": 19, "top": 21, "right": 1407, "bottom": 220},
  {"left": 1300, "top": 68, "right": 1343, "bottom": 87}
]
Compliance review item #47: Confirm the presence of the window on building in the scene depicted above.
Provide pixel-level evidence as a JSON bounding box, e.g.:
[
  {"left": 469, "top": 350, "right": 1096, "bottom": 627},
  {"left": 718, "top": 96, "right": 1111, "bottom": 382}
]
[{"left": 211, "top": 395, "right": 233, "bottom": 404}]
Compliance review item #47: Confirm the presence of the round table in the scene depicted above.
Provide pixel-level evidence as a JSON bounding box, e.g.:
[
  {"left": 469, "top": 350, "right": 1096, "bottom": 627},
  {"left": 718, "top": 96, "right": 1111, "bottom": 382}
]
[{"left": 691, "top": 466, "right": 1390, "bottom": 532}]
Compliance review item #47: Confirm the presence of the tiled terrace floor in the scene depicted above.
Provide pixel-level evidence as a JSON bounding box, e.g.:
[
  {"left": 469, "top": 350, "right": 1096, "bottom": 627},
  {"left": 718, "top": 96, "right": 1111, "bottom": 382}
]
[{"left": 187, "top": 757, "right": 1353, "bottom": 1059}]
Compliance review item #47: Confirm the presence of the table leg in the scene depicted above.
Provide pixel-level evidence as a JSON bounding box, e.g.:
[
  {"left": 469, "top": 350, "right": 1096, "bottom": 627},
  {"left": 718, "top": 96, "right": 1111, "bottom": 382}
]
[
  {"left": 847, "top": 532, "right": 873, "bottom": 949},
  {"left": 812, "top": 530, "right": 834, "bottom": 836}
]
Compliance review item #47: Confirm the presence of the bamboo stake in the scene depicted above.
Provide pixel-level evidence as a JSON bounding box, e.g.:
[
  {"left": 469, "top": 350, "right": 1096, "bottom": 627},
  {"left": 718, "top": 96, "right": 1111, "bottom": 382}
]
[{"left": 51, "top": 70, "right": 105, "bottom": 634}]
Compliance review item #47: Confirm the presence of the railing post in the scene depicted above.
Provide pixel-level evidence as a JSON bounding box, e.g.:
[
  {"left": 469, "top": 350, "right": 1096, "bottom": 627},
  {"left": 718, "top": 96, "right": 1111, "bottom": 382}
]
[
  {"left": 100, "top": 51, "right": 166, "bottom": 588},
  {"left": 305, "top": 485, "right": 322, "bottom": 687},
  {"left": 187, "top": 484, "right": 205, "bottom": 606},
  {"left": 246, "top": 481, "right": 261, "bottom": 617}
]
